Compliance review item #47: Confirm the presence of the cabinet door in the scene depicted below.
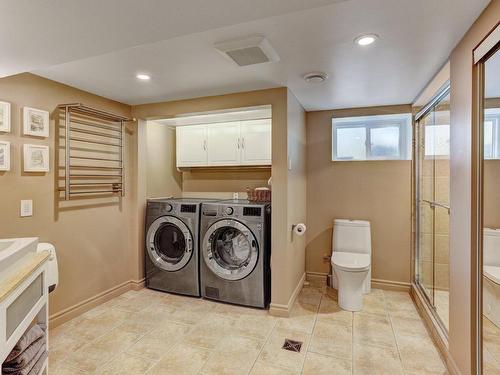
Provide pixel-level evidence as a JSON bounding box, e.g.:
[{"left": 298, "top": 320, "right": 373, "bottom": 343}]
[
  {"left": 176, "top": 125, "right": 207, "bottom": 167},
  {"left": 240, "top": 119, "right": 272, "bottom": 165},
  {"left": 207, "top": 122, "right": 241, "bottom": 166}
]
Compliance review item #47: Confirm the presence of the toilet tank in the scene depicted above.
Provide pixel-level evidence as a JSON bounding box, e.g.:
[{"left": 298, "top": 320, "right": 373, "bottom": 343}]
[
  {"left": 333, "top": 219, "right": 371, "bottom": 255},
  {"left": 484, "top": 228, "right": 500, "bottom": 267}
]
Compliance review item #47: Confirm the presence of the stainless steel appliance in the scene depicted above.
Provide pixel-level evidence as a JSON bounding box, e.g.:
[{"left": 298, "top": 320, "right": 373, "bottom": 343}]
[
  {"left": 200, "top": 200, "right": 271, "bottom": 308},
  {"left": 145, "top": 198, "right": 212, "bottom": 296}
]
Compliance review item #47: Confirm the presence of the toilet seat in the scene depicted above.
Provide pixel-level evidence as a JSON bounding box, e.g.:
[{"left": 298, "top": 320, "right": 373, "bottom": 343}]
[
  {"left": 331, "top": 252, "right": 370, "bottom": 272},
  {"left": 484, "top": 265, "right": 500, "bottom": 285}
]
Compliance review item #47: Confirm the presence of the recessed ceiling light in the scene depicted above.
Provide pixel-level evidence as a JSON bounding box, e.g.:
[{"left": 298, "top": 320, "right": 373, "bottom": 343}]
[
  {"left": 136, "top": 73, "right": 151, "bottom": 81},
  {"left": 355, "top": 34, "right": 378, "bottom": 46},
  {"left": 303, "top": 72, "right": 328, "bottom": 84}
]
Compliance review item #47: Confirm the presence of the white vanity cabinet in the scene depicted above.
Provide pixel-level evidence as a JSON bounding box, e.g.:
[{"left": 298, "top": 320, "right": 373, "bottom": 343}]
[
  {"left": 0, "top": 252, "right": 50, "bottom": 374},
  {"left": 176, "top": 125, "right": 208, "bottom": 167},
  {"left": 176, "top": 119, "right": 271, "bottom": 168}
]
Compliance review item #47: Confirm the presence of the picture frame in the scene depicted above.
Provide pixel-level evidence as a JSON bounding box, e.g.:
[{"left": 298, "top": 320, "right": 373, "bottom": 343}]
[
  {"left": 0, "top": 101, "right": 11, "bottom": 132},
  {"left": 23, "top": 107, "right": 49, "bottom": 137},
  {"left": 0, "top": 141, "right": 10, "bottom": 171},
  {"left": 23, "top": 144, "right": 49, "bottom": 172}
]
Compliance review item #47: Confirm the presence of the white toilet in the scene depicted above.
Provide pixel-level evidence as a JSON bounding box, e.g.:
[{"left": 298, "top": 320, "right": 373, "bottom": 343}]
[{"left": 331, "top": 219, "right": 371, "bottom": 311}]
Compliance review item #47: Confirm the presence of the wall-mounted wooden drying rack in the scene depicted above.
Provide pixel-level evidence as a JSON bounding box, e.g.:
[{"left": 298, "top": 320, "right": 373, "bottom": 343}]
[{"left": 57, "top": 103, "right": 132, "bottom": 200}]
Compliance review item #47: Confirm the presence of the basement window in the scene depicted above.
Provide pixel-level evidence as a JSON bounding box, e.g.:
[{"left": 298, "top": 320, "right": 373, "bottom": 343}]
[
  {"left": 332, "top": 113, "right": 412, "bottom": 161},
  {"left": 484, "top": 108, "right": 500, "bottom": 160}
]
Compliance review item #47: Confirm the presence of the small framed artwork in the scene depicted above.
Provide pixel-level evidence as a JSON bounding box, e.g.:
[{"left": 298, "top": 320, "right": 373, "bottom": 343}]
[
  {"left": 24, "top": 144, "right": 49, "bottom": 172},
  {"left": 0, "top": 101, "right": 11, "bottom": 132},
  {"left": 23, "top": 107, "right": 49, "bottom": 137},
  {"left": 0, "top": 141, "right": 10, "bottom": 171}
]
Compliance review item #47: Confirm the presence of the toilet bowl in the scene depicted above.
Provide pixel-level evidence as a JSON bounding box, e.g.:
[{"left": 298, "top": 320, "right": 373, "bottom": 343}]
[{"left": 331, "top": 219, "right": 372, "bottom": 312}]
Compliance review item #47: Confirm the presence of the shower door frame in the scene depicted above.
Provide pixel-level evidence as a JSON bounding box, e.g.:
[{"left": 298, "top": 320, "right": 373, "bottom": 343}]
[
  {"left": 413, "top": 82, "right": 451, "bottom": 341},
  {"left": 472, "top": 23, "right": 500, "bottom": 375}
]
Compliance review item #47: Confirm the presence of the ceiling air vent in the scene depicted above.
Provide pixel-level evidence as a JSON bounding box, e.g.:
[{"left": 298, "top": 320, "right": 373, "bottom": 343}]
[{"left": 214, "top": 36, "right": 280, "bottom": 67}]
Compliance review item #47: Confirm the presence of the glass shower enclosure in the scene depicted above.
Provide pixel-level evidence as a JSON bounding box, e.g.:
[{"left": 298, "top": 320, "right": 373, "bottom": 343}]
[{"left": 415, "top": 84, "right": 451, "bottom": 332}]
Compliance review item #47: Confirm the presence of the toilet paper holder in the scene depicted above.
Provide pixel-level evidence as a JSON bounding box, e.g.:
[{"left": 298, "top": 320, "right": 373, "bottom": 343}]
[{"left": 292, "top": 223, "right": 307, "bottom": 237}]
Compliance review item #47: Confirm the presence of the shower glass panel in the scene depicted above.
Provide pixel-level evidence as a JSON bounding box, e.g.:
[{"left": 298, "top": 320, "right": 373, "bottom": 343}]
[{"left": 415, "top": 88, "right": 450, "bottom": 332}]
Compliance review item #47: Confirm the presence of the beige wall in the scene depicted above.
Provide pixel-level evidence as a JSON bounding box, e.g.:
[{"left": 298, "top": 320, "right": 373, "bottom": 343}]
[
  {"left": 0, "top": 73, "right": 137, "bottom": 317},
  {"left": 181, "top": 169, "right": 271, "bottom": 199},
  {"left": 132, "top": 88, "right": 304, "bottom": 308},
  {"left": 145, "top": 121, "right": 182, "bottom": 198},
  {"left": 449, "top": 1, "right": 500, "bottom": 373},
  {"left": 306, "top": 105, "right": 412, "bottom": 285},
  {"left": 286, "top": 90, "right": 307, "bottom": 301}
]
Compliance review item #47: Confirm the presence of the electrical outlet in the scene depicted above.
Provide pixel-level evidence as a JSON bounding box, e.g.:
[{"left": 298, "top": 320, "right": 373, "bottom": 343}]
[
  {"left": 20, "top": 200, "right": 33, "bottom": 217},
  {"left": 233, "top": 193, "right": 239, "bottom": 199}
]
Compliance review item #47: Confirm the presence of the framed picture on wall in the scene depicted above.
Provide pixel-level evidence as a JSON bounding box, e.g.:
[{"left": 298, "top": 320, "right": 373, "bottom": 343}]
[
  {"left": 0, "top": 141, "right": 10, "bottom": 171},
  {"left": 23, "top": 107, "right": 49, "bottom": 137},
  {"left": 0, "top": 101, "right": 11, "bottom": 132},
  {"left": 24, "top": 144, "right": 49, "bottom": 172}
]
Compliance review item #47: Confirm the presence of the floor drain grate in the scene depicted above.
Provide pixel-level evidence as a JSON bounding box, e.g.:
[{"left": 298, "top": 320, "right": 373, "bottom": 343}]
[{"left": 282, "top": 339, "right": 303, "bottom": 353}]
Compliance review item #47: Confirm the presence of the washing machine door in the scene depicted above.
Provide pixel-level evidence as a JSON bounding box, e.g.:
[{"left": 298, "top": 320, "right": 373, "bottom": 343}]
[
  {"left": 203, "top": 219, "right": 259, "bottom": 281},
  {"left": 146, "top": 216, "right": 193, "bottom": 272}
]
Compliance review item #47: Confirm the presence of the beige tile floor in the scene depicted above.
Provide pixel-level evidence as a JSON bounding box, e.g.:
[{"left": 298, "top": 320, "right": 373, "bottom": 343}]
[
  {"left": 48, "top": 287, "right": 448, "bottom": 375},
  {"left": 484, "top": 316, "right": 500, "bottom": 374}
]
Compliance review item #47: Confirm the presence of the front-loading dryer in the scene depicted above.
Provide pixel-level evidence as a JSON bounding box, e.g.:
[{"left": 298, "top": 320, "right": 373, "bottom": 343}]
[
  {"left": 145, "top": 198, "right": 213, "bottom": 296},
  {"left": 200, "top": 200, "right": 271, "bottom": 308}
]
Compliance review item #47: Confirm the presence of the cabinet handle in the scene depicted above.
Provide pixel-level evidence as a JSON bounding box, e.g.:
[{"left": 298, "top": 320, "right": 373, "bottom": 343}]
[
  {"left": 241, "top": 137, "right": 245, "bottom": 149},
  {"left": 203, "top": 140, "right": 207, "bottom": 151},
  {"left": 237, "top": 138, "right": 240, "bottom": 149}
]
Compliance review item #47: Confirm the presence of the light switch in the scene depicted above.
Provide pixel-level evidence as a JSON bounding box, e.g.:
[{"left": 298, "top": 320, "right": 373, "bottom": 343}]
[{"left": 20, "top": 200, "right": 33, "bottom": 217}]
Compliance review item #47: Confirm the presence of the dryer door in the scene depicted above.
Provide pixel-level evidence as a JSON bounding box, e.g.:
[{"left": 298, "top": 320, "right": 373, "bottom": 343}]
[
  {"left": 146, "top": 216, "right": 193, "bottom": 272},
  {"left": 203, "top": 219, "right": 259, "bottom": 281}
]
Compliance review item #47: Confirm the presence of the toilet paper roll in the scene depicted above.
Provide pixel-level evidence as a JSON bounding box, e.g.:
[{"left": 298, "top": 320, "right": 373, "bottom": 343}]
[
  {"left": 37, "top": 242, "right": 58, "bottom": 291},
  {"left": 293, "top": 223, "right": 307, "bottom": 236}
]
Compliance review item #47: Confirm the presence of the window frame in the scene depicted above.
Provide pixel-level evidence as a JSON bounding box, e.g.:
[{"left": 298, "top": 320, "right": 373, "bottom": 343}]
[
  {"left": 484, "top": 108, "right": 500, "bottom": 160},
  {"left": 331, "top": 113, "right": 412, "bottom": 161}
]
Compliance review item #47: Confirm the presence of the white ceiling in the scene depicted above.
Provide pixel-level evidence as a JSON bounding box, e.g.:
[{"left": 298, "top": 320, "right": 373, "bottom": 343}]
[{"left": 2, "top": 0, "right": 491, "bottom": 111}]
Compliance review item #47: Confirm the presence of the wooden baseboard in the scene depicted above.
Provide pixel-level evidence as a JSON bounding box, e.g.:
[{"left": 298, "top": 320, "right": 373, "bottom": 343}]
[
  {"left": 304, "top": 272, "right": 411, "bottom": 293},
  {"left": 269, "top": 273, "right": 306, "bottom": 317},
  {"left": 372, "top": 278, "right": 411, "bottom": 292},
  {"left": 410, "top": 283, "right": 461, "bottom": 375},
  {"left": 305, "top": 272, "right": 328, "bottom": 287},
  {"left": 49, "top": 278, "right": 145, "bottom": 328}
]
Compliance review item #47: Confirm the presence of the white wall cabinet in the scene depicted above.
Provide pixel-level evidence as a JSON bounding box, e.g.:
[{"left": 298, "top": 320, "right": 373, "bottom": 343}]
[
  {"left": 176, "top": 125, "right": 208, "bottom": 167},
  {"left": 176, "top": 119, "right": 271, "bottom": 168},
  {"left": 240, "top": 119, "right": 272, "bottom": 165},
  {"left": 207, "top": 122, "right": 241, "bottom": 166}
]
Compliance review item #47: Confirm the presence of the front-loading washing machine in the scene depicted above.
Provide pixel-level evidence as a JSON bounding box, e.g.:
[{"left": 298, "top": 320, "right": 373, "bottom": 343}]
[
  {"left": 200, "top": 200, "right": 271, "bottom": 308},
  {"left": 145, "top": 198, "right": 213, "bottom": 296}
]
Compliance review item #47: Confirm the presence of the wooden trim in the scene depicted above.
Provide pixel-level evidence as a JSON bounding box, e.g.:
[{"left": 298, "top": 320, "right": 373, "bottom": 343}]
[
  {"left": 304, "top": 272, "right": 411, "bottom": 292},
  {"left": 371, "top": 278, "right": 411, "bottom": 292},
  {"left": 473, "top": 22, "right": 500, "bottom": 63},
  {"left": 411, "top": 284, "right": 461, "bottom": 375},
  {"left": 49, "top": 278, "right": 145, "bottom": 328},
  {"left": 269, "top": 273, "right": 305, "bottom": 317},
  {"left": 471, "top": 54, "right": 483, "bottom": 375}
]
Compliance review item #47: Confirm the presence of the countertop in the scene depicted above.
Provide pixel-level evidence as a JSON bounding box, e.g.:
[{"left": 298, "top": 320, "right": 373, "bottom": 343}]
[{"left": 0, "top": 251, "right": 50, "bottom": 302}]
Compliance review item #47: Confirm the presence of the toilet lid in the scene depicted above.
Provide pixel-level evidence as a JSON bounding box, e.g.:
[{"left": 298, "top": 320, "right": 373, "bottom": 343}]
[
  {"left": 331, "top": 252, "right": 370, "bottom": 271},
  {"left": 484, "top": 265, "right": 500, "bottom": 285}
]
